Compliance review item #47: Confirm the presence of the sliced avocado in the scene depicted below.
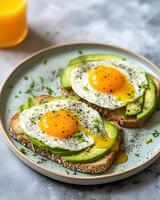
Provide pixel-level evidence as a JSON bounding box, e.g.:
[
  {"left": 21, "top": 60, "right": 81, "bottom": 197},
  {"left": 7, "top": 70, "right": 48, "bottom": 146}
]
[
  {"left": 103, "top": 120, "right": 118, "bottom": 139},
  {"left": 19, "top": 95, "right": 80, "bottom": 112},
  {"left": 60, "top": 54, "right": 125, "bottom": 88},
  {"left": 69, "top": 54, "right": 124, "bottom": 67},
  {"left": 125, "top": 96, "right": 144, "bottom": 116},
  {"left": 65, "top": 120, "right": 118, "bottom": 163},
  {"left": 19, "top": 98, "right": 37, "bottom": 113},
  {"left": 137, "top": 75, "right": 157, "bottom": 119},
  {"left": 65, "top": 146, "right": 108, "bottom": 163},
  {"left": 42, "top": 95, "right": 80, "bottom": 104},
  {"left": 28, "top": 136, "right": 81, "bottom": 156}
]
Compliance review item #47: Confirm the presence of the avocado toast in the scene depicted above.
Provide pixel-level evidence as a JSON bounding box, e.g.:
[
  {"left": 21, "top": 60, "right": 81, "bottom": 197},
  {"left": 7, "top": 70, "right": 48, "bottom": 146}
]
[
  {"left": 60, "top": 54, "right": 160, "bottom": 128},
  {"left": 9, "top": 95, "right": 122, "bottom": 174}
]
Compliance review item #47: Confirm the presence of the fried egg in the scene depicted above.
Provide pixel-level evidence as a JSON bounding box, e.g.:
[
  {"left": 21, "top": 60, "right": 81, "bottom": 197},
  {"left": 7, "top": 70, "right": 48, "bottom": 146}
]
[
  {"left": 19, "top": 100, "right": 107, "bottom": 151},
  {"left": 71, "top": 60, "right": 148, "bottom": 109}
]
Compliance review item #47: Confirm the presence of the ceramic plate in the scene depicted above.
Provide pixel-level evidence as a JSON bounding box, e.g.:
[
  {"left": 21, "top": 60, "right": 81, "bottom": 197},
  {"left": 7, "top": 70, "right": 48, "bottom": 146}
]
[{"left": 0, "top": 42, "right": 160, "bottom": 185}]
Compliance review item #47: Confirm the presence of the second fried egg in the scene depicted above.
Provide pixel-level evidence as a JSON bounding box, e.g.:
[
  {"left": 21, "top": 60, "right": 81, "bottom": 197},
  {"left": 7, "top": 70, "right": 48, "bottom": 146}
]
[{"left": 71, "top": 60, "right": 148, "bottom": 109}]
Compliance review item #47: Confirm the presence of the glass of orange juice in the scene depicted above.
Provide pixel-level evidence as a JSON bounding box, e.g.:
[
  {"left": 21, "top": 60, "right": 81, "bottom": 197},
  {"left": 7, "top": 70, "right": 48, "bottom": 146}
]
[{"left": 0, "top": 0, "right": 28, "bottom": 48}]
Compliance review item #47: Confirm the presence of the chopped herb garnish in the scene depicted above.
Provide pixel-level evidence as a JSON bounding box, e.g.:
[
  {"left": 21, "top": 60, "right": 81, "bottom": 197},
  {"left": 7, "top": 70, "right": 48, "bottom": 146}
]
[
  {"left": 25, "top": 89, "right": 32, "bottom": 94},
  {"left": 73, "top": 133, "right": 86, "bottom": 142},
  {"left": 134, "top": 153, "right": 140, "bottom": 157},
  {"left": 78, "top": 50, "right": 83, "bottom": 55},
  {"left": 146, "top": 138, "right": 153, "bottom": 144},
  {"left": 139, "top": 82, "right": 148, "bottom": 89},
  {"left": 52, "top": 70, "right": 56, "bottom": 75},
  {"left": 151, "top": 129, "right": 160, "bottom": 138},
  {"left": 32, "top": 152, "right": 37, "bottom": 156},
  {"left": 83, "top": 86, "right": 89, "bottom": 91},
  {"left": 94, "top": 123, "right": 100, "bottom": 131},
  {"left": 14, "top": 95, "right": 18, "bottom": 98},
  {"left": 46, "top": 87, "right": 53, "bottom": 95},
  {"left": 93, "top": 117, "right": 101, "bottom": 123},
  {"left": 39, "top": 76, "right": 44, "bottom": 90},
  {"left": 79, "top": 137, "right": 86, "bottom": 142},
  {"left": 76, "top": 110, "right": 80, "bottom": 114},
  {"left": 73, "top": 171, "right": 77, "bottom": 175},
  {"left": 19, "top": 147, "right": 26, "bottom": 154},
  {"left": 93, "top": 117, "right": 101, "bottom": 131},
  {"left": 42, "top": 58, "right": 48, "bottom": 65},
  {"left": 44, "top": 105, "right": 48, "bottom": 109},
  {"left": 25, "top": 81, "right": 35, "bottom": 95},
  {"left": 18, "top": 91, "right": 22, "bottom": 94},
  {"left": 30, "top": 117, "right": 35, "bottom": 123},
  {"left": 73, "top": 132, "right": 81, "bottom": 138},
  {"left": 30, "top": 81, "right": 35, "bottom": 89},
  {"left": 132, "top": 180, "right": 141, "bottom": 184},
  {"left": 65, "top": 169, "right": 70, "bottom": 175},
  {"left": 24, "top": 76, "right": 29, "bottom": 80}
]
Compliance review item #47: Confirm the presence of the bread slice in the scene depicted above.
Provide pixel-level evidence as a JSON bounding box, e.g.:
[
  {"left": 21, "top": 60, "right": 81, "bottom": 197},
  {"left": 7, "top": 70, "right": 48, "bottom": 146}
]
[
  {"left": 61, "top": 76, "right": 160, "bottom": 128},
  {"left": 9, "top": 95, "right": 122, "bottom": 174}
]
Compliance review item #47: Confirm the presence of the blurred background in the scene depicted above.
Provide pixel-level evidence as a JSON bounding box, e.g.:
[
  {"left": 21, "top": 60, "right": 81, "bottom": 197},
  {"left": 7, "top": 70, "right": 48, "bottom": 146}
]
[
  {"left": 1, "top": 0, "right": 160, "bottom": 79},
  {"left": 0, "top": 0, "right": 160, "bottom": 200}
]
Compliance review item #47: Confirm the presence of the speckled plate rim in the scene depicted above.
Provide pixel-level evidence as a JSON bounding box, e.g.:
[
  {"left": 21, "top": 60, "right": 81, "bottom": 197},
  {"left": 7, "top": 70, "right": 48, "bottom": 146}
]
[{"left": 0, "top": 42, "right": 160, "bottom": 184}]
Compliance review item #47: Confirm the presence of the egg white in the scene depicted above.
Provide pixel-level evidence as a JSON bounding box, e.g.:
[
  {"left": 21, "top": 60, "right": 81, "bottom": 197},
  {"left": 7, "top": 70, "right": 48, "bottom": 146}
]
[
  {"left": 19, "top": 100, "right": 106, "bottom": 151},
  {"left": 71, "top": 60, "right": 148, "bottom": 110}
]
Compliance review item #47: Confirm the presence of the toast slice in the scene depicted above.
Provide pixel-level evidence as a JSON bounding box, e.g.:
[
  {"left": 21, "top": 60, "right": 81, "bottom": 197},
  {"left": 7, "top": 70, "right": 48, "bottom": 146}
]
[
  {"left": 9, "top": 95, "right": 122, "bottom": 174},
  {"left": 61, "top": 76, "right": 160, "bottom": 128}
]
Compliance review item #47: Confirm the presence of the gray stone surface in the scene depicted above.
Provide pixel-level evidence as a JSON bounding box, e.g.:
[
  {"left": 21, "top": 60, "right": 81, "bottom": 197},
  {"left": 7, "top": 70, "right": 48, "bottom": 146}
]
[{"left": 0, "top": 0, "right": 160, "bottom": 199}]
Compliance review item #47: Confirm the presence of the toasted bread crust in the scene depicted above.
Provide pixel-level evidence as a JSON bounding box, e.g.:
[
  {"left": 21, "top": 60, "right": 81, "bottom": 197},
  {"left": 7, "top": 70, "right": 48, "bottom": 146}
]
[
  {"left": 9, "top": 96, "right": 121, "bottom": 174},
  {"left": 61, "top": 76, "right": 160, "bottom": 128}
]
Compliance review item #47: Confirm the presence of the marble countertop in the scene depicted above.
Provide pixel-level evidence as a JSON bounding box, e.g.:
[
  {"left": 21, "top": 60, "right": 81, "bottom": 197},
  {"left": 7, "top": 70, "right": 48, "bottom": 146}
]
[{"left": 0, "top": 0, "right": 160, "bottom": 199}]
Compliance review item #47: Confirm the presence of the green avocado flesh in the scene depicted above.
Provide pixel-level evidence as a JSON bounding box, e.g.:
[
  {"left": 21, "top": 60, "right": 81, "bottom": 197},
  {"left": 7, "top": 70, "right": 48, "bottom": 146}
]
[
  {"left": 137, "top": 75, "right": 157, "bottom": 119},
  {"left": 65, "top": 120, "right": 118, "bottom": 164},
  {"left": 103, "top": 120, "right": 118, "bottom": 139},
  {"left": 65, "top": 146, "right": 108, "bottom": 164},
  {"left": 28, "top": 136, "right": 82, "bottom": 156},
  {"left": 19, "top": 95, "right": 80, "bottom": 113},
  {"left": 60, "top": 54, "right": 125, "bottom": 88},
  {"left": 125, "top": 95, "right": 144, "bottom": 116},
  {"left": 19, "top": 97, "right": 37, "bottom": 113},
  {"left": 43, "top": 95, "right": 80, "bottom": 103},
  {"left": 69, "top": 54, "right": 124, "bottom": 67}
]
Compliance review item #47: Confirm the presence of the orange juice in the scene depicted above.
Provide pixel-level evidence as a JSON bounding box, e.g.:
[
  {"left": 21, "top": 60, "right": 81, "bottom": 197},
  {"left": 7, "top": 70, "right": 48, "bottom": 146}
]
[{"left": 0, "top": 0, "right": 28, "bottom": 48}]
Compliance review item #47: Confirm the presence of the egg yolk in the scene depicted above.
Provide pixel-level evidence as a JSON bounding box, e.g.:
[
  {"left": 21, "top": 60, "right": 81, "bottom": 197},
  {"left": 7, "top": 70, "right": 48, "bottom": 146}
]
[
  {"left": 89, "top": 66, "right": 125, "bottom": 93},
  {"left": 39, "top": 110, "right": 79, "bottom": 139},
  {"left": 115, "top": 150, "right": 128, "bottom": 164},
  {"left": 113, "top": 78, "right": 135, "bottom": 103},
  {"left": 88, "top": 65, "right": 135, "bottom": 103},
  {"left": 91, "top": 134, "right": 115, "bottom": 148},
  {"left": 79, "top": 125, "right": 114, "bottom": 149}
]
